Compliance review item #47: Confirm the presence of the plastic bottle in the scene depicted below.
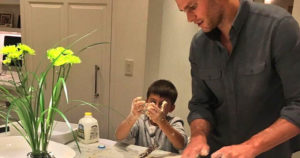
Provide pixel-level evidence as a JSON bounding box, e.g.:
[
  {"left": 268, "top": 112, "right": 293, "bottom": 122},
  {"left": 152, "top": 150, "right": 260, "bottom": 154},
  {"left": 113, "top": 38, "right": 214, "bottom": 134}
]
[{"left": 77, "top": 112, "right": 99, "bottom": 144}]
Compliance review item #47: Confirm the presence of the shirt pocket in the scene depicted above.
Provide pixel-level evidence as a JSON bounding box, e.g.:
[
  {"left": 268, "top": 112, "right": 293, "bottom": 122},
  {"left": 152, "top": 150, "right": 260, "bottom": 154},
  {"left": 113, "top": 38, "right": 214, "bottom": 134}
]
[
  {"left": 238, "top": 62, "right": 266, "bottom": 75},
  {"left": 198, "top": 69, "right": 222, "bottom": 80},
  {"left": 197, "top": 69, "right": 223, "bottom": 100}
]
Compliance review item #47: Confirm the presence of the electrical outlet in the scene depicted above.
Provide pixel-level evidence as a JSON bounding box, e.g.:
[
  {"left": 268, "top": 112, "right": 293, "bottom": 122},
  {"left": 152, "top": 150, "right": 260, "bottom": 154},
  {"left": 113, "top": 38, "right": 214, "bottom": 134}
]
[{"left": 125, "top": 59, "right": 134, "bottom": 76}]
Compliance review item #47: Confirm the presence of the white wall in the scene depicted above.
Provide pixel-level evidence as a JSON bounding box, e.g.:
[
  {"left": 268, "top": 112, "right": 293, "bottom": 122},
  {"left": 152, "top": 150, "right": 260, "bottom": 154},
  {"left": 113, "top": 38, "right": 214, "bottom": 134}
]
[
  {"left": 145, "top": 0, "right": 198, "bottom": 135},
  {"left": 144, "top": 0, "right": 164, "bottom": 91},
  {"left": 109, "top": 0, "right": 149, "bottom": 139}
]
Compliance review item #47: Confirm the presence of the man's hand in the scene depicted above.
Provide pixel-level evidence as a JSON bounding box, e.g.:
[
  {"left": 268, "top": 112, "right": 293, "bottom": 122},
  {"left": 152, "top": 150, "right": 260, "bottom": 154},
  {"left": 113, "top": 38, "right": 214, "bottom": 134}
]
[
  {"left": 182, "top": 135, "right": 210, "bottom": 158},
  {"left": 130, "top": 97, "right": 145, "bottom": 118},
  {"left": 211, "top": 144, "right": 255, "bottom": 158}
]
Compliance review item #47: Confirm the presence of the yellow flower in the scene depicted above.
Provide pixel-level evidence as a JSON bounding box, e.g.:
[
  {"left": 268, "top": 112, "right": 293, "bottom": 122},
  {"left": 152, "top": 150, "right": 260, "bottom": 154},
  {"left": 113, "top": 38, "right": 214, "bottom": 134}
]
[
  {"left": 0, "top": 45, "right": 18, "bottom": 55},
  {"left": 53, "top": 56, "right": 67, "bottom": 66},
  {"left": 66, "top": 55, "right": 81, "bottom": 64},
  {"left": 47, "top": 47, "right": 80, "bottom": 66},
  {"left": 2, "top": 58, "right": 11, "bottom": 65},
  {"left": 18, "top": 44, "right": 35, "bottom": 55},
  {"left": 47, "top": 48, "right": 61, "bottom": 61},
  {"left": 0, "top": 44, "right": 35, "bottom": 63},
  {"left": 63, "top": 49, "right": 73, "bottom": 55},
  {"left": 7, "top": 50, "right": 23, "bottom": 59}
]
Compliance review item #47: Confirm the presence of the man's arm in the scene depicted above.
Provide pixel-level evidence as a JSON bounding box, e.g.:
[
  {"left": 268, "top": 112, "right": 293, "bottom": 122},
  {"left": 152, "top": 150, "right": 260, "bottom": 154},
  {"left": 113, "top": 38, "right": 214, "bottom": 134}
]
[
  {"left": 245, "top": 118, "right": 300, "bottom": 156},
  {"left": 181, "top": 33, "right": 217, "bottom": 157},
  {"left": 211, "top": 118, "right": 300, "bottom": 158},
  {"left": 182, "top": 119, "right": 211, "bottom": 158}
]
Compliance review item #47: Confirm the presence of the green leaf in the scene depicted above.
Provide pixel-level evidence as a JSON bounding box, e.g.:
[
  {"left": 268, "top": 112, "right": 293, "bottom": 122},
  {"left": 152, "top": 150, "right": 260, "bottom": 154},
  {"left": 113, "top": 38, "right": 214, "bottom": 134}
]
[{"left": 51, "top": 108, "right": 81, "bottom": 153}]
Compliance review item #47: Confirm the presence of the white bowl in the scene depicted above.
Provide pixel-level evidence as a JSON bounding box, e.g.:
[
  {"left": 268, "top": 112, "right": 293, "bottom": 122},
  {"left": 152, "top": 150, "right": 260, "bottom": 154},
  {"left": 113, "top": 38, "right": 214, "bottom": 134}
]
[
  {"left": 50, "top": 121, "right": 78, "bottom": 144},
  {"left": 3, "top": 120, "right": 78, "bottom": 144},
  {"left": 0, "top": 136, "right": 76, "bottom": 158}
]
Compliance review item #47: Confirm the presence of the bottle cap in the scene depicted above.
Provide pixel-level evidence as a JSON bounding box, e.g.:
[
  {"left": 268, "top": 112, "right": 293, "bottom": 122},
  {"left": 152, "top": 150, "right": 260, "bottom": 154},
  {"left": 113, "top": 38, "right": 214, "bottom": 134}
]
[
  {"left": 85, "top": 112, "right": 92, "bottom": 116},
  {"left": 98, "top": 144, "right": 105, "bottom": 149}
]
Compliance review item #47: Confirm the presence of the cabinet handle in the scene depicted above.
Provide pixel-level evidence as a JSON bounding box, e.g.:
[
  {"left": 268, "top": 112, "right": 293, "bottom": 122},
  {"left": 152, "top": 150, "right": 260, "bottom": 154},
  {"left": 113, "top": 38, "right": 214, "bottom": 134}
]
[{"left": 94, "top": 65, "right": 100, "bottom": 97}]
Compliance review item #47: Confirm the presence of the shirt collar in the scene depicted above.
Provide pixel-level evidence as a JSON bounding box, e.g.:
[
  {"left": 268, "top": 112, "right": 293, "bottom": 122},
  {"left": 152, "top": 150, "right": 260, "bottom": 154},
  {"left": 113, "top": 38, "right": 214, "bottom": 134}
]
[
  {"left": 231, "top": 0, "right": 250, "bottom": 34},
  {"left": 205, "top": 0, "right": 250, "bottom": 40}
]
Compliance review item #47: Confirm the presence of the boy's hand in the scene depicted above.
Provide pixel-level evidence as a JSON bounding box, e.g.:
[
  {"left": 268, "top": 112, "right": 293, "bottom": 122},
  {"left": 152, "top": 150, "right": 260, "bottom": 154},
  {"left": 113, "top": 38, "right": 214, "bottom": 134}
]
[
  {"left": 145, "top": 103, "right": 166, "bottom": 124},
  {"left": 130, "top": 97, "right": 145, "bottom": 118}
]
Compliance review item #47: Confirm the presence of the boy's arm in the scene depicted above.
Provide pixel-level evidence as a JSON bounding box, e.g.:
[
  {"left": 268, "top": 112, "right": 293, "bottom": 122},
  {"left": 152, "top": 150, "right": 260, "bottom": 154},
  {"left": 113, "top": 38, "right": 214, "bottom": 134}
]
[
  {"left": 115, "top": 97, "right": 145, "bottom": 140},
  {"left": 157, "top": 118, "right": 186, "bottom": 150},
  {"left": 147, "top": 104, "right": 186, "bottom": 150},
  {"left": 115, "top": 113, "right": 139, "bottom": 140}
]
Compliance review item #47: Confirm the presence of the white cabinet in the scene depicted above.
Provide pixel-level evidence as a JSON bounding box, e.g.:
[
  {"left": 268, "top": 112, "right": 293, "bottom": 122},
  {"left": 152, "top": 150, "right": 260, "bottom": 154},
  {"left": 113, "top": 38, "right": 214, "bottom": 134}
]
[
  {"left": 21, "top": 0, "right": 112, "bottom": 138},
  {"left": 20, "top": 0, "right": 150, "bottom": 140}
]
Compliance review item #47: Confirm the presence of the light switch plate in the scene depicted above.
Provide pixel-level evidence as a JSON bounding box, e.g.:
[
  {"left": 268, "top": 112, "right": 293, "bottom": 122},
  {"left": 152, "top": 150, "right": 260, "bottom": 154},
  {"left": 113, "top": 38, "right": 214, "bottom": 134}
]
[{"left": 125, "top": 59, "right": 134, "bottom": 76}]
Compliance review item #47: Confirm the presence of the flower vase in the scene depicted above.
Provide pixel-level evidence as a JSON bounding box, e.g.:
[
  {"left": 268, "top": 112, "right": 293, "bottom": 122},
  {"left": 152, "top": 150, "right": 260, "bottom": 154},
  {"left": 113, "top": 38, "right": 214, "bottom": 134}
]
[{"left": 27, "top": 152, "right": 53, "bottom": 158}]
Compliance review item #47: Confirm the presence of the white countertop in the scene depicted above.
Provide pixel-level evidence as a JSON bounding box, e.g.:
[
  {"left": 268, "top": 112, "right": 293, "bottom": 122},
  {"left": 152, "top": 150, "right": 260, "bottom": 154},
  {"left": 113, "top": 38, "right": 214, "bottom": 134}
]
[{"left": 67, "top": 139, "right": 180, "bottom": 158}]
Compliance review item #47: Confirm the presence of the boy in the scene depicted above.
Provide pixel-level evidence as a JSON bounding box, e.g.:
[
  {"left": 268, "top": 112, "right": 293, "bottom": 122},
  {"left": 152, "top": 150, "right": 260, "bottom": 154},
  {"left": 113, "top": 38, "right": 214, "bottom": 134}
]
[{"left": 115, "top": 79, "right": 188, "bottom": 153}]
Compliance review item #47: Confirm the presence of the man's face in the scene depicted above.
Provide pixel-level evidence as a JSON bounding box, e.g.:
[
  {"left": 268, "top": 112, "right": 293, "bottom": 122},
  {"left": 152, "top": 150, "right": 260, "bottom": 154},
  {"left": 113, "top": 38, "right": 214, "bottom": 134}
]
[{"left": 175, "top": 0, "right": 223, "bottom": 32}]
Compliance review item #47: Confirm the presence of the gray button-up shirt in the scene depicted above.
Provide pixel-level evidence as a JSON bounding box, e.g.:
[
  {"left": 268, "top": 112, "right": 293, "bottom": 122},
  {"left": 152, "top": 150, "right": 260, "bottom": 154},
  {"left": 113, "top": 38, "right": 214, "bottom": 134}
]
[{"left": 188, "top": 0, "right": 300, "bottom": 157}]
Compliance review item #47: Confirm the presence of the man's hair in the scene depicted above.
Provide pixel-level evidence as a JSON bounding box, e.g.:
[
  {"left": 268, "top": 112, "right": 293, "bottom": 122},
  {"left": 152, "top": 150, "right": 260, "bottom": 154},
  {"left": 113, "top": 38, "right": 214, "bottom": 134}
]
[{"left": 146, "top": 79, "right": 178, "bottom": 105}]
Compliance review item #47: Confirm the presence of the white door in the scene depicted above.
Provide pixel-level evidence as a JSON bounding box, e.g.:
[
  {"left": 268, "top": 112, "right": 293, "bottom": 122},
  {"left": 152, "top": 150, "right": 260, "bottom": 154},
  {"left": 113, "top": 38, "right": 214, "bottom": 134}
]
[{"left": 21, "top": 0, "right": 111, "bottom": 138}]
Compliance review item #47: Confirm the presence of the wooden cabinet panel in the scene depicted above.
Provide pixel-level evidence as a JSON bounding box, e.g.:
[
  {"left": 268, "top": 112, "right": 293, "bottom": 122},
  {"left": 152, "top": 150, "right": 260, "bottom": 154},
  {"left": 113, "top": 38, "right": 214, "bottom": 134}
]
[{"left": 21, "top": 0, "right": 111, "bottom": 138}]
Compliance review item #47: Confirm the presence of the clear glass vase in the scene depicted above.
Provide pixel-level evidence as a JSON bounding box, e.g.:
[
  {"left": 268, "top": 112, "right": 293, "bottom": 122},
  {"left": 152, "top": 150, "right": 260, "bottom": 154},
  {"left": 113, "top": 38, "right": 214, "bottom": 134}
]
[{"left": 27, "top": 152, "right": 54, "bottom": 158}]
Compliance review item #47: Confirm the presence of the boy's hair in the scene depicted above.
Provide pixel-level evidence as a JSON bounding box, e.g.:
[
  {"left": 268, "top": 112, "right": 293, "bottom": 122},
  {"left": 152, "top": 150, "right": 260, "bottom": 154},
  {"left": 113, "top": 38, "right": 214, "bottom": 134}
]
[{"left": 146, "top": 79, "right": 178, "bottom": 105}]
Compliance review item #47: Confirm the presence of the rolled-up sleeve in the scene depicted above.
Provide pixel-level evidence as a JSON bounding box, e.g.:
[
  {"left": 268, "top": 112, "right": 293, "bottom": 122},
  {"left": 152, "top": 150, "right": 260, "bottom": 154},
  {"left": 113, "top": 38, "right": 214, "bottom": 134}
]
[
  {"left": 187, "top": 36, "right": 216, "bottom": 126},
  {"left": 272, "top": 16, "right": 300, "bottom": 128}
]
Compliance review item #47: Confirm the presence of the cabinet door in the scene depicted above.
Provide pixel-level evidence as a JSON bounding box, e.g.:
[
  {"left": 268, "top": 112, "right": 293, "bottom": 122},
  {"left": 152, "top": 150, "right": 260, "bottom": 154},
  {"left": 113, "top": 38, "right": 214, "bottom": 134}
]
[{"left": 21, "top": 0, "right": 111, "bottom": 138}]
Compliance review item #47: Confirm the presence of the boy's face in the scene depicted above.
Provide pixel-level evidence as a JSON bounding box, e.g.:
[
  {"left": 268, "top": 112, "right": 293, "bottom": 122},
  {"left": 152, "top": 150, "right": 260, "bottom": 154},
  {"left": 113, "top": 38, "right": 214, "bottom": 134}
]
[{"left": 146, "top": 94, "right": 175, "bottom": 114}]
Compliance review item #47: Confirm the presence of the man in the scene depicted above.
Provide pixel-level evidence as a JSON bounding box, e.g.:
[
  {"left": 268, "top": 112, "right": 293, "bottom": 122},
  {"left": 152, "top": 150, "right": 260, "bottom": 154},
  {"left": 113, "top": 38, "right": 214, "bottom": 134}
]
[{"left": 175, "top": 0, "right": 300, "bottom": 157}]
